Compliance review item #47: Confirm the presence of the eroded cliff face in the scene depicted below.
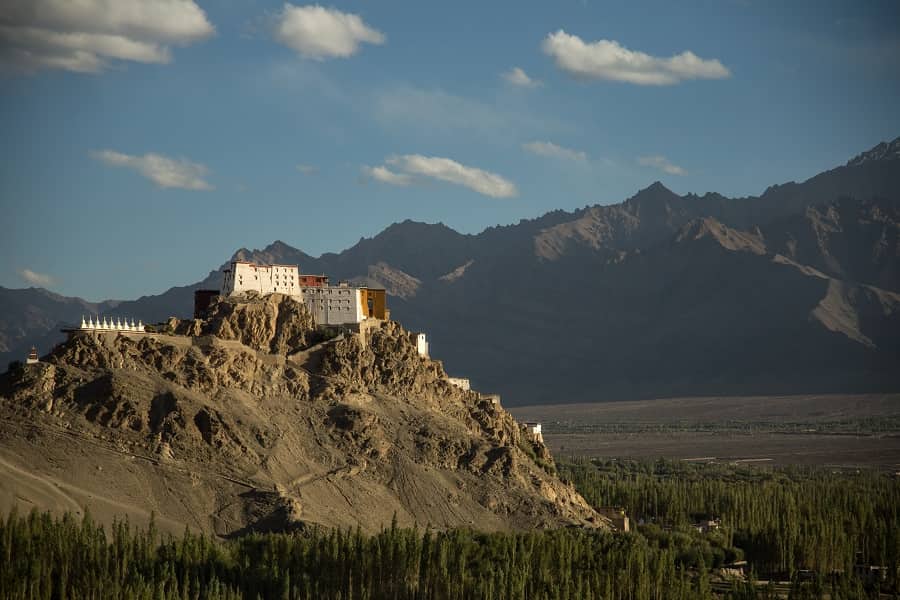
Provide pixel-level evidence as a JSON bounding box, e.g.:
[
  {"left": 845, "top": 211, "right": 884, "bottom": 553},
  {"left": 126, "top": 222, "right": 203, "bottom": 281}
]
[
  {"left": 169, "top": 293, "right": 316, "bottom": 355},
  {"left": 316, "top": 321, "right": 595, "bottom": 520},
  {"left": 0, "top": 294, "right": 603, "bottom": 536}
]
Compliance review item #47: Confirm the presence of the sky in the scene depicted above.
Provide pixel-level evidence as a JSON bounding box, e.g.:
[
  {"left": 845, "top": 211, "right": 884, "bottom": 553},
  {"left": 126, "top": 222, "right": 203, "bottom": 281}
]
[{"left": 1, "top": 0, "right": 899, "bottom": 301}]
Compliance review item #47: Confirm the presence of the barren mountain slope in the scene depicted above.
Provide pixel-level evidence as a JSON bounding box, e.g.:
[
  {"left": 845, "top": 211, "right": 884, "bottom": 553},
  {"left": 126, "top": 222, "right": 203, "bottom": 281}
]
[{"left": 0, "top": 294, "right": 602, "bottom": 536}]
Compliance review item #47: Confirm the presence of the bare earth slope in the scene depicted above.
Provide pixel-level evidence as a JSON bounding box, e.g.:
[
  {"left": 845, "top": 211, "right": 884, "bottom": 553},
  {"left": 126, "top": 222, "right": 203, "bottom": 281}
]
[{"left": 0, "top": 294, "right": 601, "bottom": 536}]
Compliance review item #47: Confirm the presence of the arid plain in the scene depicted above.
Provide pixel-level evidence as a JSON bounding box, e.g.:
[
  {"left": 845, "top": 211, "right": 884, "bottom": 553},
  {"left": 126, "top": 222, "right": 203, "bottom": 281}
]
[{"left": 510, "top": 393, "right": 900, "bottom": 469}]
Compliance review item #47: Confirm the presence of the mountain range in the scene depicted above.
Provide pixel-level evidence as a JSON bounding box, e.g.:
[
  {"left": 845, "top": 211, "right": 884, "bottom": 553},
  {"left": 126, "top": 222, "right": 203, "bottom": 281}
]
[{"left": 3, "top": 137, "right": 899, "bottom": 404}]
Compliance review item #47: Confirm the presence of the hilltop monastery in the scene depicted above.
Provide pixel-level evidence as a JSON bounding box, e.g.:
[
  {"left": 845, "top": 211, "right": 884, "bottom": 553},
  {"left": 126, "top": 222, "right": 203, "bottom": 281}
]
[
  {"left": 216, "top": 261, "right": 388, "bottom": 325},
  {"left": 51, "top": 259, "right": 541, "bottom": 453}
]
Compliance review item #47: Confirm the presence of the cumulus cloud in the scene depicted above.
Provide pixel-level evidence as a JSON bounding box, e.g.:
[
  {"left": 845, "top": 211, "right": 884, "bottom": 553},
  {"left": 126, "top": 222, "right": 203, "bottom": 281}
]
[
  {"left": 296, "top": 163, "right": 318, "bottom": 175},
  {"left": 365, "top": 154, "right": 517, "bottom": 198},
  {"left": 92, "top": 149, "right": 213, "bottom": 190},
  {"left": 542, "top": 30, "right": 730, "bottom": 85},
  {"left": 502, "top": 66, "right": 540, "bottom": 88},
  {"left": 523, "top": 140, "right": 587, "bottom": 162},
  {"left": 362, "top": 165, "right": 413, "bottom": 186},
  {"left": 18, "top": 269, "right": 54, "bottom": 287},
  {"left": 275, "top": 4, "right": 384, "bottom": 60},
  {"left": 0, "top": 0, "right": 214, "bottom": 73},
  {"left": 638, "top": 155, "right": 687, "bottom": 176}
]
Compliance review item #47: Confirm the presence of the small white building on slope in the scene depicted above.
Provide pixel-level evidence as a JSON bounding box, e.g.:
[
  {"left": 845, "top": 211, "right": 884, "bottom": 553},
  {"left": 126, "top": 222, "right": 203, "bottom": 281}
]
[
  {"left": 447, "top": 377, "right": 470, "bottom": 391},
  {"left": 412, "top": 333, "right": 429, "bottom": 357},
  {"left": 222, "top": 261, "right": 302, "bottom": 299}
]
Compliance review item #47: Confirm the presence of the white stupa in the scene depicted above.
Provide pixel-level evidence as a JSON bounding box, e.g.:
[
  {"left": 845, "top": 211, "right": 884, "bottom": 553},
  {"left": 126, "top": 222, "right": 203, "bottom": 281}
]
[{"left": 75, "top": 314, "right": 147, "bottom": 333}]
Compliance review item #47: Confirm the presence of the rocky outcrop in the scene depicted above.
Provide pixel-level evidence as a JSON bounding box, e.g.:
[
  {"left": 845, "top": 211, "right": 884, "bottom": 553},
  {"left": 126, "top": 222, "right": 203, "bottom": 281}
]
[
  {"left": 317, "top": 319, "right": 595, "bottom": 522},
  {"left": 0, "top": 295, "right": 603, "bottom": 535},
  {"left": 169, "top": 293, "right": 316, "bottom": 355}
]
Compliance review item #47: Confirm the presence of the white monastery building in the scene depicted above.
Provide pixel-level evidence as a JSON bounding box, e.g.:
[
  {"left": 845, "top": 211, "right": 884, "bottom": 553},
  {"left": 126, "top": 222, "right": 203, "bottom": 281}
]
[
  {"left": 221, "top": 261, "right": 388, "bottom": 326},
  {"left": 222, "top": 261, "right": 302, "bottom": 299}
]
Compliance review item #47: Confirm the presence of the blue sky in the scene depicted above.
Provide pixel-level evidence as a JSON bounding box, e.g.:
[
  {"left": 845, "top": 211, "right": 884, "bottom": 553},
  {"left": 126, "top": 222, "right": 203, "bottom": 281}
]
[{"left": 1, "top": 0, "right": 898, "bottom": 301}]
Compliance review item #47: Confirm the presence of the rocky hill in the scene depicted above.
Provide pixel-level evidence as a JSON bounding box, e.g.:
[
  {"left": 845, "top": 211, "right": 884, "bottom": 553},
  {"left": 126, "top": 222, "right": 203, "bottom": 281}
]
[
  {"left": 0, "top": 294, "right": 601, "bottom": 536},
  {"left": 2, "top": 137, "right": 899, "bottom": 403}
]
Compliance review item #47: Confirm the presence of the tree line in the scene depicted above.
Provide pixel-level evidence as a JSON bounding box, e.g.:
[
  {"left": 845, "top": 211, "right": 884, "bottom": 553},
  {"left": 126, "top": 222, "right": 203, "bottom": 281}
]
[
  {"left": 559, "top": 458, "right": 900, "bottom": 588},
  {"left": 1, "top": 459, "right": 897, "bottom": 599}
]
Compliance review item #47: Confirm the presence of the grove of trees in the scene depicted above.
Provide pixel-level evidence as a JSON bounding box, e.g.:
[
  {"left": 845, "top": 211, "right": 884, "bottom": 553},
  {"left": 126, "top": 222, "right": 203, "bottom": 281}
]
[{"left": 1, "top": 459, "right": 897, "bottom": 599}]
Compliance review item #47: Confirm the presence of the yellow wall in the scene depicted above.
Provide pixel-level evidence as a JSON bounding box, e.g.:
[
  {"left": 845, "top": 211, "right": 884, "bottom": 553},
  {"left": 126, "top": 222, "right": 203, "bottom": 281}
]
[{"left": 361, "top": 288, "right": 387, "bottom": 319}]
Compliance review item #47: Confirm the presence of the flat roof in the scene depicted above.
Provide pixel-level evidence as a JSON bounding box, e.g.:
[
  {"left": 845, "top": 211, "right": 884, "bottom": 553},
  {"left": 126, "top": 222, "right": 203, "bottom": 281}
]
[{"left": 230, "top": 260, "right": 300, "bottom": 268}]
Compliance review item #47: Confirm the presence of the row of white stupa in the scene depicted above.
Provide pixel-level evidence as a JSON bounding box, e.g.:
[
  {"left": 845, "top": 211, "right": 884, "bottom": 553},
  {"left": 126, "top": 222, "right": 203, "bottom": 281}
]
[{"left": 79, "top": 316, "right": 146, "bottom": 332}]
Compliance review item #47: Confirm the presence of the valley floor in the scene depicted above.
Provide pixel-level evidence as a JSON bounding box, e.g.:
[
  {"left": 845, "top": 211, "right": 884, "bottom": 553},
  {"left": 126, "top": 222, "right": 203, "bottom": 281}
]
[{"left": 510, "top": 393, "right": 900, "bottom": 469}]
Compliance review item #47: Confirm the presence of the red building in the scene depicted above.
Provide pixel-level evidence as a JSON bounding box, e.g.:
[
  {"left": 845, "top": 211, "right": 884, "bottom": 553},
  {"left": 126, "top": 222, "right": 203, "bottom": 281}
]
[{"left": 299, "top": 274, "right": 329, "bottom": 287}]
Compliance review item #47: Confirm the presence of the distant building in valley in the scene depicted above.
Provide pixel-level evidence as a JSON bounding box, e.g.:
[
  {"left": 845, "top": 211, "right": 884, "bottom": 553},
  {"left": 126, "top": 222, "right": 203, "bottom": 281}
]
[
  {"left": 693, "top": 519, "right": 720, "bottom": 534},
  {"left": 598, "top": 507, "right": 631, "bottom": 533}
]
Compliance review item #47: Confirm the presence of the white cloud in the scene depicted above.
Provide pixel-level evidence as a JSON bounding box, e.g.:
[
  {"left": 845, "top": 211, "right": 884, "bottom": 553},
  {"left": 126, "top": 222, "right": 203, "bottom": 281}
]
[
  {"left": 541, "top": 30, "right": 730, "bottom": 85},
  {"left": 502, "top": 66, "right": 541, "bottom": 88},
  {"left": 18, "top": 268, "right": 54, "bottom": 287},
  {"left": 638, "top": 155, "right": 687, "bottom": 176},
  {"left": 275, "top": 4, "right": 384, "bottom": 60},
  {"left": 0, "top": 0, "right": 214, "bottom": 73},
  {"left": 362, "top": 165, "right": 413, "bottom": 186},
  {"left": 92, "top": 149, "right": 213, "bottom": 190},
  {"left": 523, "top": 140, "right": 587, "bottom": 162},
  {"left": 296, "top": 163, "right": 318, "bottom": 175},
  {"left": 370, "top": 154, "right": 517, "bottom": 198}
]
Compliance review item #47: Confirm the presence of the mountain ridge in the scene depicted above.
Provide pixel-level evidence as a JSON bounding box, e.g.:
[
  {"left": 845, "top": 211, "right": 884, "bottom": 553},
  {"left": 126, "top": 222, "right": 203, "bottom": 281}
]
[{"left": 3, "top": 137, "right": 899, "bottom": 403}]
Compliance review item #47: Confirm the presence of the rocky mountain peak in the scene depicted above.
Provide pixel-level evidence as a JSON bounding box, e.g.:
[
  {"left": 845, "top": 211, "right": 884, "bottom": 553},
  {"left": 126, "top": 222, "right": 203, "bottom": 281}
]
[
  {"left": 846, "top": 136, "right": 900, "bottom": 167},
  {"left": 625, "top": 181, "right": 682, "bottom": 210},
  {"left": 645, "top": 181, "right": 670, "bottom": 193},
  {"left": 266, "top": 240, "right": 295, "bottom": 253}
]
